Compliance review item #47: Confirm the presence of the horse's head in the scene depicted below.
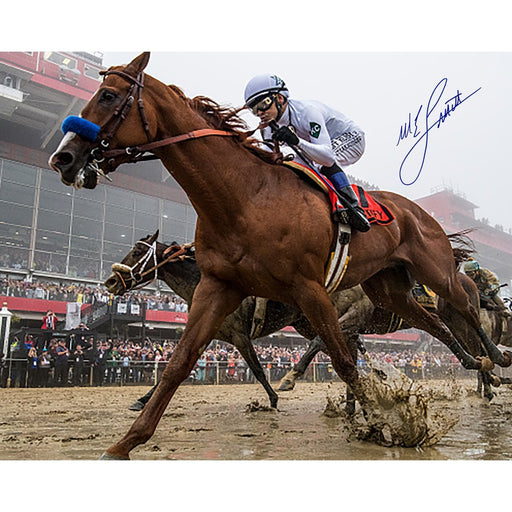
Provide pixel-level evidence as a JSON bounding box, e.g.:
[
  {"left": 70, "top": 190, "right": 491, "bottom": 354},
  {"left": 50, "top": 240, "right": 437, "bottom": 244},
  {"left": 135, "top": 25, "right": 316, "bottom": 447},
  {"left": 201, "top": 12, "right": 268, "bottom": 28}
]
[
  {"left": 49, "top": 52, "right": 156, "bottom": 189},
  {"left": 104, "top": 230, "right": 160, "bottom": 295}
]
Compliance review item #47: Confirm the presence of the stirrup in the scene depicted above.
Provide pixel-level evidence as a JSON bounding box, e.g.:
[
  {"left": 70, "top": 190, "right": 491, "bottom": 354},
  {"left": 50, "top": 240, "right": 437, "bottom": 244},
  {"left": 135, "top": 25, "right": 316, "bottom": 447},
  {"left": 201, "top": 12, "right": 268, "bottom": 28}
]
[
  {"left": 348, "top": 207, "right": 371, "bottom": 232},
  {"left": 333, "top": 208, "right": 350, "bottom": 224}
]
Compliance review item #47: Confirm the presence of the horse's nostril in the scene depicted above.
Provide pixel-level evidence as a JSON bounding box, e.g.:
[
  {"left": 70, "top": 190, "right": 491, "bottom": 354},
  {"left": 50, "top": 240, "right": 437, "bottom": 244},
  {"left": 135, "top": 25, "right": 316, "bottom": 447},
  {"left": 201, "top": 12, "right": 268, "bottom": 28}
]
[
  {"left": 50, "top": 151, "right": 75, "bottom": 172},
  {"left": 57, "top": 152, "right": 74, "bottom": 166}
]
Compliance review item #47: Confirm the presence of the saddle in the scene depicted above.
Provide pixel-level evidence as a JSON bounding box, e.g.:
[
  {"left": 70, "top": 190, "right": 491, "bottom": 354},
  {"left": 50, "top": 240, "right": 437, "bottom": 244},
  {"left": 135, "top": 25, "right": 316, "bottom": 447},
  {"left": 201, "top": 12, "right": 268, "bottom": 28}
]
[{"left": 282, "top": 161, "right": 395, "bottom": 226}]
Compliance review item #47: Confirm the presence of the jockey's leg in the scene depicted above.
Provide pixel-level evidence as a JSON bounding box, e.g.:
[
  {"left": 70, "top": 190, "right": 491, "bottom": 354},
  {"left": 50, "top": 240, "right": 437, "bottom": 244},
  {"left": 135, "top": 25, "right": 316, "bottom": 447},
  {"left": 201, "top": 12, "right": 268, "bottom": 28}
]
[{"left": 320, "top": 163, "right": 370, "bottom": 232}]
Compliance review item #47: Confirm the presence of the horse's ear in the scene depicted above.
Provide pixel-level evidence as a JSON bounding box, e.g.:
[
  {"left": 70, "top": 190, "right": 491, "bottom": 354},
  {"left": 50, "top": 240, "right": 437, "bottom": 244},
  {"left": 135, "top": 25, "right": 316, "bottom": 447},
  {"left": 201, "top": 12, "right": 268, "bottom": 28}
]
[
  {"left": 125, "top": 52, "right": 151, "bottom": 76},
  {"left": 149, "top": 229, "right": 159, "bottom": 243}
]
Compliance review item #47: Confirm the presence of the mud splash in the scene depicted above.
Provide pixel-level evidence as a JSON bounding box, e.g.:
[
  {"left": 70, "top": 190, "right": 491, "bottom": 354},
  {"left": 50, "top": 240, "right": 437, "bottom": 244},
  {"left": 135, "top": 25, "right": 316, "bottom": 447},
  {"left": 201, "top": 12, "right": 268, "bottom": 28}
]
[
  {"left": 352, "top": 357, "right": 459, "bottom": 447},
  {"left": 245, "top": 400, "right": 275, "bottom": 412}
]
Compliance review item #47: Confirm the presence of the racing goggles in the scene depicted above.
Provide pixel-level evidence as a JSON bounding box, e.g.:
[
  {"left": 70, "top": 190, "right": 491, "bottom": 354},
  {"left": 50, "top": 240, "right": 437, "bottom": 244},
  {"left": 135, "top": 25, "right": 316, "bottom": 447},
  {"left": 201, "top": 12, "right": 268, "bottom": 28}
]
[{"left": 249, "top": 95, "right": 275, "bottom": 115}]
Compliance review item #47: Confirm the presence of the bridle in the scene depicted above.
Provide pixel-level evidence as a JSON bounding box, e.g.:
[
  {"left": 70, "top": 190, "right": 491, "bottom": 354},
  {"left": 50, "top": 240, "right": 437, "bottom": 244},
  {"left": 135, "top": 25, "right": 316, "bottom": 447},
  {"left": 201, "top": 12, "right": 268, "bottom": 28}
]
[
  {"left": 85, "top": 68, "right": 240, "bottom": 175},
  {"left": 111, "top": 240, "right": 194, "bottom": 293}
]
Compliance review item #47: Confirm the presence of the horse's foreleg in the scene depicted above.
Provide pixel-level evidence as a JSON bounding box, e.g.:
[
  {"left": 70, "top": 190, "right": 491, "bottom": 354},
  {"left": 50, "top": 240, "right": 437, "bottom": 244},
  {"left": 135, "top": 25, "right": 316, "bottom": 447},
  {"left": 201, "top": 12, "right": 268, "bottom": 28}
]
[
  {"left": 278, "top": 336, "right": 326, "bottom": 391},
  {"left": 101, "top": 278, "right": 244, "bottom": 459},
  {"left": 233, "top": 334, "right": 279, "bottom": 408},
  {"left": 481, "top": 371, "right": 496, "bottom": 401}
]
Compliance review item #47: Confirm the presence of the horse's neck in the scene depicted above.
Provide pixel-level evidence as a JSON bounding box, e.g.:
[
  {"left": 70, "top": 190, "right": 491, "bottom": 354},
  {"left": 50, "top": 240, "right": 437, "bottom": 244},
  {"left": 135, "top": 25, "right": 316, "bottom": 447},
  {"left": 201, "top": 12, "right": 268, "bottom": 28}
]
[
  {"left": 157, "top": 249, "right": 200, "bottom": 304},
  {"left": 151, "top": 84, "right": 264, "bottom": 224}
]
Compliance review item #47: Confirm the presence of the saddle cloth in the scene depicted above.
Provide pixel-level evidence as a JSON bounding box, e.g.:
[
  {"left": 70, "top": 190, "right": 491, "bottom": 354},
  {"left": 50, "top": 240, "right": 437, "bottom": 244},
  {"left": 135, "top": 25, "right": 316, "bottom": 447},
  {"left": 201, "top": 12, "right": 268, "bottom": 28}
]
[{"left": 283, "top": 160, "right": 395, "bottom": 225}]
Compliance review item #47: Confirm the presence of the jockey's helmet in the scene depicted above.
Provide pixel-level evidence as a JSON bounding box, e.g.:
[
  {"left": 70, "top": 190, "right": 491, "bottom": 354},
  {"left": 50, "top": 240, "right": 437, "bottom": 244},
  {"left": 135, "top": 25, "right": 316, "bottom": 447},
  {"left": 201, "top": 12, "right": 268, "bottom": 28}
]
[
  {"left": 464, "top": 260, "right": 480, "bottom": 274},
  {"left": 244, "top": 74, "right": 289, "bottom": 109}
]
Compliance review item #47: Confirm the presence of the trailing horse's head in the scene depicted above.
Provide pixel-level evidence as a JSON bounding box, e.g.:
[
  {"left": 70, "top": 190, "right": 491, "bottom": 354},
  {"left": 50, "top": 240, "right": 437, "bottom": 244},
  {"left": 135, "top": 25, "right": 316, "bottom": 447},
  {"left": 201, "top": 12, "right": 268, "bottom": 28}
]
[
  {"left": 104, "top": 230, "right": 160, "bottom": 295},
  {"left": 49, "top": 52, "right": 153, "bottom": 189}
]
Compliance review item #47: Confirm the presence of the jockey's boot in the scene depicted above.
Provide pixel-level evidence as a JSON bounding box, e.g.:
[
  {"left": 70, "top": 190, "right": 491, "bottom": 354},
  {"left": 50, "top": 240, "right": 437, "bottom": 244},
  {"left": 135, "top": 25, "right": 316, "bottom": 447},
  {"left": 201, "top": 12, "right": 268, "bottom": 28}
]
[
  {"left": 336, "top": 185, "right": 371, "bottom": 232},
  {"left": 320, "top": 163, "right": 370, "bottom": 232}
]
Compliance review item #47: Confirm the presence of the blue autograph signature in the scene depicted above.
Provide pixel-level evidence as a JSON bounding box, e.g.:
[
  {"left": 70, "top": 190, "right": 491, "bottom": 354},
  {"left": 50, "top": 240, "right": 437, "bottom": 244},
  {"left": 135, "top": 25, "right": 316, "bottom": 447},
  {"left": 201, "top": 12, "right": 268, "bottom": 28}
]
[{"left": 397, "top": 78, "right": 481, "bottom": 185}]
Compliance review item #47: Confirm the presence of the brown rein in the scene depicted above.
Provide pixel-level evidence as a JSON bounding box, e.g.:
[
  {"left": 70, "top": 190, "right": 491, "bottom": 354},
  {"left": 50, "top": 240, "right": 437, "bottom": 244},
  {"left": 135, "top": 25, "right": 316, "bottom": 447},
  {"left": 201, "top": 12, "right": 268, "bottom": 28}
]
[
  {"left": 101, "top": 129, "right": 238, "bottom": 160},
  {"left": 95, "top": 68, "right": 242, "bottom": 168}
]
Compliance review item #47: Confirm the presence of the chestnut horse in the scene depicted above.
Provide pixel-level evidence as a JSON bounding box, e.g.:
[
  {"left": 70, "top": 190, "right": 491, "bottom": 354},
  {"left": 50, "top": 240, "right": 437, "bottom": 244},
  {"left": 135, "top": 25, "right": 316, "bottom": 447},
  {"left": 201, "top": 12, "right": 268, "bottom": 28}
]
[{"left": 49, "top": 52, "right": 509, "bottom": 458}]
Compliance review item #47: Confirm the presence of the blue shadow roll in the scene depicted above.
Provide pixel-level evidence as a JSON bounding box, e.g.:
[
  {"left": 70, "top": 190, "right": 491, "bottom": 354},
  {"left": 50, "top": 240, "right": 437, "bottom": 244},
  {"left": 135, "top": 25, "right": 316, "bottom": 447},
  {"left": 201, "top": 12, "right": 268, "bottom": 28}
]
[{"left": 61, "top": 116, "right": 101, "bottom": 142}]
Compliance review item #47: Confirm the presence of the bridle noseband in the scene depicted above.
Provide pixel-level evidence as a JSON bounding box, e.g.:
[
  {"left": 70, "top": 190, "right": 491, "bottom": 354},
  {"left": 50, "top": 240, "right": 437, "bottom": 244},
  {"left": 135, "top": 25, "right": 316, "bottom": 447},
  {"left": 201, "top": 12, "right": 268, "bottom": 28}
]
[{"left": 111, "top": 240, "right": 194, "bottom": 294}]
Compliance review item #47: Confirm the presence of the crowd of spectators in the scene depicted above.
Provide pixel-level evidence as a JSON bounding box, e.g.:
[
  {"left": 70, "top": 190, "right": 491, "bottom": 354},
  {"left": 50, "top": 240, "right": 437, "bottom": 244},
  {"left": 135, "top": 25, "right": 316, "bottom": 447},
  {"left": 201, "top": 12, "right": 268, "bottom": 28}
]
[
  {"left": 1, "top": 329, "right": 470, "bottom": 389},
  {"left": 0, "top": 277, "right": 187, "bottom": 312}
]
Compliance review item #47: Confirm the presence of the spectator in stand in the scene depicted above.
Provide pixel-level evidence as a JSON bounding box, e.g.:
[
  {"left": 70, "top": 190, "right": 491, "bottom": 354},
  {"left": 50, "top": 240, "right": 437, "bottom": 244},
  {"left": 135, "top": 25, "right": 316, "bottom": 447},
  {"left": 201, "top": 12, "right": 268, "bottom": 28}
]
[
  {"left": 27, "top": 347, "right": 39, "bottom": 387},
  {"left": 121, "top": 353, "right": 131, "bottom": 383},
  {"left": 38, "top": 348, "right": 52, "bottom": 387},
  {"left": 196, "top": 354, "right": 206, "bottom": 382},
  {"left": 54, "top": 339, "right": 69, "bottom": 386},
  {"left": 107, "top": 345, "right": 120, "bottom": 384},
  {"left": 41, "top": 310, "right": 58, "bottom": 330},
  {"left": 93, "top": 341, "right": 109, "bottom": 386},
  {"left": 72, "top": 344, "right": 85, "bottom": 386}
]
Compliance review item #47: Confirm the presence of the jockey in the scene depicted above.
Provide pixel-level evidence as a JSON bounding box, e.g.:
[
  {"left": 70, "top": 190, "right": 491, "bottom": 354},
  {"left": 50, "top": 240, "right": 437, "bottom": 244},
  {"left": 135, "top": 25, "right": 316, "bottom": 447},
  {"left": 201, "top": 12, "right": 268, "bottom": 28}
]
[
  {"left": 464, "top": 259, "right": 511, "bottom": 317},
  {"left": 244, "top": 74, "right": 370, "bottom": 232}
]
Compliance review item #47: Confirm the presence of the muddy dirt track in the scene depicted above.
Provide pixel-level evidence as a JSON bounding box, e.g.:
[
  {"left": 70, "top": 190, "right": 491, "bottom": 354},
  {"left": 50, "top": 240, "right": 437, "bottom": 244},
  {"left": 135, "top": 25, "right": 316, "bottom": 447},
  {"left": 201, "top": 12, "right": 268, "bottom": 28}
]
[{"left": 1, "top": 379, "right": 512, "bottom": 460}]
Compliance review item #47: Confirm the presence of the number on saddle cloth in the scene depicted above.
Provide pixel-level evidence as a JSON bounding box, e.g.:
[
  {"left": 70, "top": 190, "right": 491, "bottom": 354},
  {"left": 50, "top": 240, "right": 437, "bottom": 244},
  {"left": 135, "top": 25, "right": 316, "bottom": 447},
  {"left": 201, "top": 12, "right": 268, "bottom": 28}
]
[{"left": 61, "top": 116, "right": 101, "bottom": 142}]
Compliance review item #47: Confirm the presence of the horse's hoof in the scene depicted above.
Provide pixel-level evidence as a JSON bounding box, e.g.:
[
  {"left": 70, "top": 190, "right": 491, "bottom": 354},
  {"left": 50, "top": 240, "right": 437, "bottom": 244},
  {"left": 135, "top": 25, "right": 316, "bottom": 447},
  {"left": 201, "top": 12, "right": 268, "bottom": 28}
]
[
  {"left": 278, "top": 379, "right": 295, "bottom": 391},
  {"left": 491, "top": 375, "right": 502, "bottom": 387},
  {"left": 478, "top": 357, "right": 494, "bottom": 372},
  {"left": 99, "top": 452, "right": 130, "bottom": 460},
  {"left": 502, "top": 351, "right": 512, "bottom": 368},
  {"left": 128, "top": 400, "right": 145, "bottom": 411}
]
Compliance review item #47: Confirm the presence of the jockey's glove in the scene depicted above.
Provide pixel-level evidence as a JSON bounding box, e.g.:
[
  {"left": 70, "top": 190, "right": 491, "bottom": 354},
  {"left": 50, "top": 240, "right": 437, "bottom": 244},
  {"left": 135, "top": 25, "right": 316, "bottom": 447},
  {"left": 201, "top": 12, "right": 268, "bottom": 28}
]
[
  {"left": 273, "top": 126, "right": 300, "bottom": 146},
  {"left": 486, "top": 284, "right": 500, "bottom": 296}
]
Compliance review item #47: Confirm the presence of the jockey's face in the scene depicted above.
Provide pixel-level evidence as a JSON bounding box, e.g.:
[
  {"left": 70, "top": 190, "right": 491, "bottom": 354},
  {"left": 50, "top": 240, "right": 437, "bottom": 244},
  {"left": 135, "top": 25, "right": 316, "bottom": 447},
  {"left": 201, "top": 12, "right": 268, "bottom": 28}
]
[{"left": 253, "top": 94, "right": 287, "bottom": 124}]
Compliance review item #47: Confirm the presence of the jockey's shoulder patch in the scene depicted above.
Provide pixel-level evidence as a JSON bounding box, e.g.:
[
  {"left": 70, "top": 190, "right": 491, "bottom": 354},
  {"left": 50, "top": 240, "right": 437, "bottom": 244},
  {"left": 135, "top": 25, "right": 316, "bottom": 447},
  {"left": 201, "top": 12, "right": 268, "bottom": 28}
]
[{"left": 309, "top": 122, "right": 321, "bottom": 139}]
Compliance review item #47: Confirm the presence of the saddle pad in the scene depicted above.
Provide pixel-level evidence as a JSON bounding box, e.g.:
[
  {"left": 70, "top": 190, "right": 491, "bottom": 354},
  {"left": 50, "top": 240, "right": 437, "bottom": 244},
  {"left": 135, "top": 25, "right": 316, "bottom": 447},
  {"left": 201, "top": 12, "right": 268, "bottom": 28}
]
[{"left": 283, "top": 161, "right": 395, "bottom": 225}]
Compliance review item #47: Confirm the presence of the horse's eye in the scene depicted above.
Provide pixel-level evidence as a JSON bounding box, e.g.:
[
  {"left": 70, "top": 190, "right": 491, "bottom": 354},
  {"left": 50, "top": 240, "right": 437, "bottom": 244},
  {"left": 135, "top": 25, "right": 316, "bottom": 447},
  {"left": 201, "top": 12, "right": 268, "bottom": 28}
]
[{"left": 99, "top": 89, "right": 117, "bottom": 104}]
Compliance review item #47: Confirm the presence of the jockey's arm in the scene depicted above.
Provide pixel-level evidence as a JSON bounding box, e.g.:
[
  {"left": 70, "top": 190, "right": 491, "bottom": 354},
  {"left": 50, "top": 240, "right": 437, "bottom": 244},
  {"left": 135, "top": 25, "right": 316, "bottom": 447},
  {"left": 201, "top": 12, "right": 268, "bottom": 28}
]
[
  {"left": 294, "top": 106, "right": 336, "bottom": 167},
  {"left": 480, "top": 268, "right": 501, "bottom": 297}
]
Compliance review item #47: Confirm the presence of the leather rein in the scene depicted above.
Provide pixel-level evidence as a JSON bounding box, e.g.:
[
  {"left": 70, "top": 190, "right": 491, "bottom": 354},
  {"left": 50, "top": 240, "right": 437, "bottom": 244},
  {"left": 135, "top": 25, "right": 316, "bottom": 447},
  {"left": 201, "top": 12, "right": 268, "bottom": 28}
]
[{"left": 89, "top": 69, "right": 239, "bottom": 172}]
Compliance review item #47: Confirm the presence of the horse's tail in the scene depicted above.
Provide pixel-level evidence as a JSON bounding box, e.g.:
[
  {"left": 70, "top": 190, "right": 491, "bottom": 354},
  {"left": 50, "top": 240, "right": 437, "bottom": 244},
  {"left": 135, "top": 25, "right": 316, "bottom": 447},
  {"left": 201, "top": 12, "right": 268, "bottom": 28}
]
[{"left": 447, "top": 229, "right": 476, "bottom": 268}]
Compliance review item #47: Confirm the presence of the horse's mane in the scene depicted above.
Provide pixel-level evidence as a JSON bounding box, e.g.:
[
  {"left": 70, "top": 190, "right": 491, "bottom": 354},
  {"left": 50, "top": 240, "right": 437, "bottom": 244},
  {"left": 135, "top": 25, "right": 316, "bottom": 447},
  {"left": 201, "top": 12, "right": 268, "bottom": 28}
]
[
  {"left": 447, "top": 229, "right": 476, "bottom": 268},
  {"left": 168, "top": 85, "right": 281, "bottom": 166}
]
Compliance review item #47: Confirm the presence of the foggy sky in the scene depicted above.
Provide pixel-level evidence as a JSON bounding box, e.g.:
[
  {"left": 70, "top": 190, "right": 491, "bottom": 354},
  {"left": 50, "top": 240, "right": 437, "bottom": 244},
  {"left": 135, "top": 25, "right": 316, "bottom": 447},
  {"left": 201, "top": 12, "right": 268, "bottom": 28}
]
[{"left": 103, "top": 51, "right": 512, "bottom": 231}]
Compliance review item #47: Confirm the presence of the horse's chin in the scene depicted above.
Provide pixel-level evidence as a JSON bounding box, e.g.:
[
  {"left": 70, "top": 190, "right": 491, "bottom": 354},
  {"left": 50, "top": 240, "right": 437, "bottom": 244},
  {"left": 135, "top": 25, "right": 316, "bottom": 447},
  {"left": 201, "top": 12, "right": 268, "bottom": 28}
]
[{"left": 67, "top": 167, "right": 99, "bottom": 190}]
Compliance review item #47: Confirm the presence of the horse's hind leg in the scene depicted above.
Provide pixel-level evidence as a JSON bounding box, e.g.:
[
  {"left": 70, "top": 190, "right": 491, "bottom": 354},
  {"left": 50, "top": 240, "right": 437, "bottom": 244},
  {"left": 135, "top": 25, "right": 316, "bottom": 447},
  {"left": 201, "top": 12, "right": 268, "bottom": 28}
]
[
  {"left": 101, "top": 277, "right": 244, "bottom": 459},
  {"left": 291, "top": 281, "right": 364, "bottom": 402},
  {"left": 362, "top": 268, "right": 487, "bottom": 371},
  {"left": 129, "top": 385, "right": 156, "bottom": 411},
  {"left": 410, "top": 256, "right": 511, "bottom": 367},
  {"left": 278, "top": 336, "right": 326, "bottom": 391},
  {"left": 344, "top": 333, "right": 359, "bottom": 415}
]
